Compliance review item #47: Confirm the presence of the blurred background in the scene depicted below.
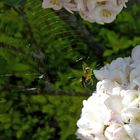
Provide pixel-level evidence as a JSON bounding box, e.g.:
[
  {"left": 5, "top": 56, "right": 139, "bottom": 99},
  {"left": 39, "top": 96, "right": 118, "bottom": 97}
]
[{"left": 0, "top": 0, "right": 140, "bottom": 140}]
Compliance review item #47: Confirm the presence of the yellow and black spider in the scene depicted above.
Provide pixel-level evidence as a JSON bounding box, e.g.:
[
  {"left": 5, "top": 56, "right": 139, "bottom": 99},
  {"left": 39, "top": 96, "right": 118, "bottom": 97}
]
[{"left": 81, "top": 63, "right": 94, "bottom": 88}]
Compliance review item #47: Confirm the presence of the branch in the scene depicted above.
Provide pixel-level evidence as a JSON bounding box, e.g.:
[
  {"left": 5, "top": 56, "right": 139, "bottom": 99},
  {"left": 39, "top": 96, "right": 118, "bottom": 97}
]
[{"left": 0, "top": 83, "right": 92, "bottom": 97}]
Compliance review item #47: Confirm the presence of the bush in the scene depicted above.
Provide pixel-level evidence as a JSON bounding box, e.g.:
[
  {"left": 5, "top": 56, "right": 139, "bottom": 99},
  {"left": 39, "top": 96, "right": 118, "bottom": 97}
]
[{"left": 0, "top": 0, "right": 140, "bottom": 139}]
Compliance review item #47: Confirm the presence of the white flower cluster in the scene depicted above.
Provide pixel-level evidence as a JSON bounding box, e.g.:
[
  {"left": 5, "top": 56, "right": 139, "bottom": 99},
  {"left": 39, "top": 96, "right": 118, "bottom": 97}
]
[
  {"left": 76, "top": 46, "right": 140, "bottom": 140},
  {"left": 94, "top": 46, "right": 140, "bottom": 91},
  {"left": 42, "top": 0, "right": 128, "bottom": 24}
]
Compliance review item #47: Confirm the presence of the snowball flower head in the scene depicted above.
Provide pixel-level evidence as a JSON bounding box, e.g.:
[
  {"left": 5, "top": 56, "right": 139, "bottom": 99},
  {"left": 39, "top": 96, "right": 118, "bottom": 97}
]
[
  {"left": 76, "top": 46, "right": 140, "bottom": 140},
  {"left": 42, "top": 0, "right": 129, "bottom": 24},
  {"left": 94, "top": 45, "right": 140, "bottom": 90}
]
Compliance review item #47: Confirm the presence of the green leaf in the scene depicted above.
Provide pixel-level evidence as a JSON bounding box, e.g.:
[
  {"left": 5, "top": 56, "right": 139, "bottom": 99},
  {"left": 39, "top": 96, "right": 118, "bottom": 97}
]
[
  {"left": 0, "top": 56, "right": 9, "bottom": 74},
  {"left": 10, "top": 63, "right": 30, "bottom": 71},
  {"left": 31, "top": 95, "right": 47, "bottom": 104},
  {"left": 0, "top": 114, "right": 10, "bottom": 123}
]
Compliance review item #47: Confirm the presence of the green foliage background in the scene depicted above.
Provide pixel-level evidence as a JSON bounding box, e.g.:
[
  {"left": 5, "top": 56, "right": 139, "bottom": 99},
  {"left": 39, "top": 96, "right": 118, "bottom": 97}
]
[{"left": 0, "top": 0, "right": 140, "bottom": 139}]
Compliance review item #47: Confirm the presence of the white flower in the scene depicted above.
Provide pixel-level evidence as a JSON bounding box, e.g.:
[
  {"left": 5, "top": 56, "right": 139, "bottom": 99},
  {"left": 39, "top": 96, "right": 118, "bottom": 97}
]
[
  {"left": 42, "top": 0, "right": 62, "bottom": 10},
  {"left": 77, "top": 0, "right": 128, "bottom": 24},
  {"left": 131, "top": 45, "right": 140, "bottom": 65},
  {"left": 76, "top": 86, "right": 140, "bottom": 140},
  {"left": 76, "top": 93, "right": 110, "bottom": 140},
  {"left": 105, "top": 95, "right": 123, "bottom": 114},
  {"left": 105, "top": 123, "right": 131, "bottom": 140},
  {"left": 96, "top": 79, "right": 121, "bottom": 95},
  {"left": 121, "top": 90, "right": 140, "bottom": 106},
  {"left": 94, "top": 57, "right": 131, "bottom": 86},
  {"left": 90, "top": 1, "right": 123, "bottom": 24},
  {"left": 42, "top": 0, "right": 78, "bottom": 12},
  {"left": 124, "top": 123, "right": 140, "bottom": 140},
  {"left": 130, "top": 65, "right": 140, "bottom": 90},
  {"left": 121, "top": 107, "right": 140, "bottom": 123}
]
